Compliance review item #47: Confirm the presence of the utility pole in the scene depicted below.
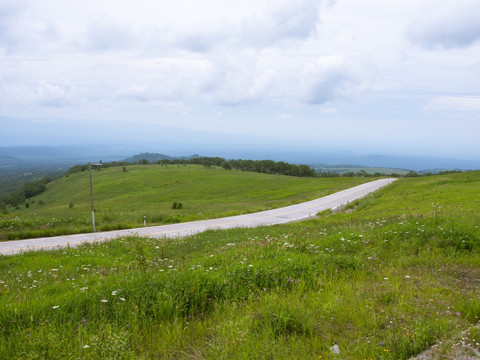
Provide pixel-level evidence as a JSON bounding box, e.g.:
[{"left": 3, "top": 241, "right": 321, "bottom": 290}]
[{"left": 89, "top": 161, "right": 103, "bottom": 232}]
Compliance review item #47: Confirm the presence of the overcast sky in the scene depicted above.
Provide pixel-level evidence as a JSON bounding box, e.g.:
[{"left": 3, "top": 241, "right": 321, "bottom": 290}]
[{"left": 1, "top": 0, "right": 479, "bottom": 160}]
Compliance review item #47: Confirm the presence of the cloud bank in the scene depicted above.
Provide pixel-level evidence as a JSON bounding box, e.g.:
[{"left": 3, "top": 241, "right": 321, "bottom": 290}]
[
  {"left": 1, "top": 0, "right": 480, "bottom": 159},
  {"left": 407, "top": 0, "right": 480, "bottom": 49}
]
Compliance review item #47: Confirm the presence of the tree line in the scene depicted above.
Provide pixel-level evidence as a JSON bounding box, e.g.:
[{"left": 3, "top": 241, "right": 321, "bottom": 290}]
[
  {"left": 66, "top": 157, "right": 317, "bottom": 178},
  {"left": 159, "top": 157, "right": 317, "bottom": 177}
]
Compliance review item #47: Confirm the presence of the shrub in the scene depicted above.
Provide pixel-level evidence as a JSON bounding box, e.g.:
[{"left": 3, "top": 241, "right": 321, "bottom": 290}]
[{"left": 172, "top": 202, "right": 183, "bottom": 209}]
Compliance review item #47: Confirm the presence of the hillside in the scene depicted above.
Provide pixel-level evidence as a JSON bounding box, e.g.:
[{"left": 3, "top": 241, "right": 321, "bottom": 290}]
[
  {"left": 0, "top": 164, "right": 371, "bottom": 240},
  {"left": 0, "top": 171, "right": 479, "bottom": 359}
]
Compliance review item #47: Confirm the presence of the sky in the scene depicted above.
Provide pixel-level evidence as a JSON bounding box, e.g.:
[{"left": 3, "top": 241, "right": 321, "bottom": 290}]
[{"left": 1, "top": 0, "right": 480, "bottom": 161}]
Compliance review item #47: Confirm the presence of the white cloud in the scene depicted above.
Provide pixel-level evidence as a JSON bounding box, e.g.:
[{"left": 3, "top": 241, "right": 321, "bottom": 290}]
[
  {"left": 0, "top": 78, "right": 76, "bottom": 107},
  {"left": 0, "top": 2, "right": 60, "bottom": 54},
  {"left": 426, "top": 96, "right": 480, "bottom": 112},
  {"left": 320, "top": 107, "right": 338, "bottom": 114},
  {"left": 277, "top": 114, "right": 295, "bottom": 120},
  {"left": 171, "top": 0, "right": 321, "bottom": 52},
  {"left": 198, "top": 52, "right": 278, "bottom": 105},
  {"left": 83, "top": 18, "right": 137, "bottom": 52},
  {"left": 299, "top": 56, "right": 369, "bottom": 104},
  {"left": 406, "top": 0, "right": 480, "bottom": 49}
]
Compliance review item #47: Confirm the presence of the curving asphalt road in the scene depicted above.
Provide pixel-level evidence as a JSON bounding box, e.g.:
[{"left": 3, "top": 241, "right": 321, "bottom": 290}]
[{"left": 0, "top": 178, "right": 397, "bottom": 255}]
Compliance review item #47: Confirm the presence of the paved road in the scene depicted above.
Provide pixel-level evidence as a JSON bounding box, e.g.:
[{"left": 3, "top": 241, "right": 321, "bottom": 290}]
[{"left": 0, "top": 178, "right": 396, "bottom": 255}]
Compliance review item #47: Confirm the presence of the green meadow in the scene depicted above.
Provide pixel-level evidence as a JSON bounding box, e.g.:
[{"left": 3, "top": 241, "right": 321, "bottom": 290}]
[
  {"left": 0, "top": 164, "right": 370, "bottom": 240},
  {"left": 0, "top": 171, "right": 479, "bottom": 359}
]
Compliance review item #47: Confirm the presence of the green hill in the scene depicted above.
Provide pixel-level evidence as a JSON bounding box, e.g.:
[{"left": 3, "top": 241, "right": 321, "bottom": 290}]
[
  {"left": 0, "top": 164, "right": 371, "bottom": 240},
  {"left": 1, "top": 171, "right": 479, "bottom": 359}
]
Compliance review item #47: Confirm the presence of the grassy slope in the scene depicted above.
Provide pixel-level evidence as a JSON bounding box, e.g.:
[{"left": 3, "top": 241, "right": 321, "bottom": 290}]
[
  {"left": 0, "top": 164, "right": 370, "bottom": 240},
  {"left": 1, "top": 172, "right": 480, "bottom": 359}
]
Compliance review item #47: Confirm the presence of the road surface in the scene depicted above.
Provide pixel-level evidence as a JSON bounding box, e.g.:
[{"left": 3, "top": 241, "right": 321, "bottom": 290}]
[{"left": 0, "top": 178, "right": 396, "bottom": 255}]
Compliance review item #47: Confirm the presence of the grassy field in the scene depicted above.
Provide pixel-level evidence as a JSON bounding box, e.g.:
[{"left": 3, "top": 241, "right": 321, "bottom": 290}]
[
  {"left": 1, "top": 171, "right": 479, "bottom": 359},
  {"left": 0, "top": 164, "right": 371, "bottom": 240}
]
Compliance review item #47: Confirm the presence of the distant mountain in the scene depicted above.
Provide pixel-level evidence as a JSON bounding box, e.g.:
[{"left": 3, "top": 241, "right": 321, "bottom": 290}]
[
  {"left": 123, "top": 153, "right": 200, "bottom": 163},
  {"left": 301, "top": 153, "right": 480, "bottom": 172}
]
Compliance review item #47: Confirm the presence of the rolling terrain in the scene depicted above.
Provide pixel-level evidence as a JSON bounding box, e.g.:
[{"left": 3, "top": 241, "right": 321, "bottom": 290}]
[
  {"left": 0, "top": 164, "right": 371, "bottom": 240},
  {"left": 0, "top": 171, "right": 479, "bottom": 359}
]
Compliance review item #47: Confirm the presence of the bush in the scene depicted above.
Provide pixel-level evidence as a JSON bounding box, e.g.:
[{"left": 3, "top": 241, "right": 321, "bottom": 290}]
[{"left": 172, "top": 202, "right": 183, "bottom": 209}]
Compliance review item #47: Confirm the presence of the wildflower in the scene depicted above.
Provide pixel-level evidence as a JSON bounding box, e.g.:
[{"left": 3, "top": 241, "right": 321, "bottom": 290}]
[
  {"left": 111, "top": 291, "right": 117, "bottom": 296},
  {"left": 405, "top": 275, "right": 410, "bottom": 279},
  {"left": 52, "top": 305, "right": 59, "bottom": 309},
  {"left": 456, "top": 312, "right": 461, "bottom": 316},
  {"left": 101, "top": 299, "right": 108, "bottom": 303},
  {"left": 81, "top": 318, "right": 87, "bottom": 324},
  {"left": 83, "top": 345, "right": 89, "bottom": 349},
  {"left": 120, "top": 298, "right": 126, "bottom": 301}
]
